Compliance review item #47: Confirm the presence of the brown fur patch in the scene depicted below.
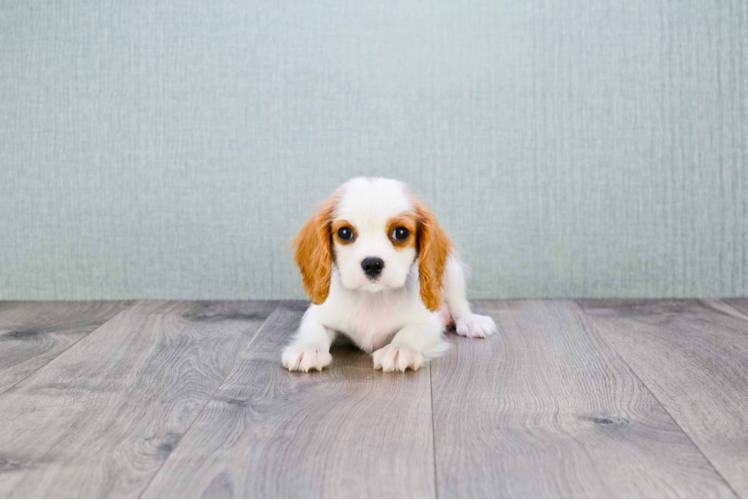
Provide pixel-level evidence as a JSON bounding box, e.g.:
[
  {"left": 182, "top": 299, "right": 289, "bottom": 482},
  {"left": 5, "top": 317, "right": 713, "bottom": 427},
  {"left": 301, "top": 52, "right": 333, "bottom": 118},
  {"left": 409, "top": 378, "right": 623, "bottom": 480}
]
[
  {"left": 412, "top": 197, "right": 454, "bottom": 311},
  {"left": 386, "top": 215, "right": 417, "bottom": 249},
  {"left": 291, "top": 192, "right": 340, "bottom": 304},
  {"left": 331, "top": 219, "right": 357, "bottom": 245}
]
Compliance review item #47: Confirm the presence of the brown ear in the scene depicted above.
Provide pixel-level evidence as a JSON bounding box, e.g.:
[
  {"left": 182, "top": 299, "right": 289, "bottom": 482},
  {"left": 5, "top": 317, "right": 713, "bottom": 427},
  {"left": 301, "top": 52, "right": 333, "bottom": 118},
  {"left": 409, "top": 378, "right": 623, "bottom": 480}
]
[
  {"left": 292, "top": 195, "right": 338, "bottom": 304},
  {"left": 413, "top": 198, "right": 454, "bottom": 312}
]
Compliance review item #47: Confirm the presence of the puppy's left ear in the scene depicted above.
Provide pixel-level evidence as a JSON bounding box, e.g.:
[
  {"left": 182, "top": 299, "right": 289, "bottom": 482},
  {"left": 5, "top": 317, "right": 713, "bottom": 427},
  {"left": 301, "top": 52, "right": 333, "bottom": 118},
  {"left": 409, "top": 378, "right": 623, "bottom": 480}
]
[{"left": 414, "top": 197, "right": 454, "bottom": 312}]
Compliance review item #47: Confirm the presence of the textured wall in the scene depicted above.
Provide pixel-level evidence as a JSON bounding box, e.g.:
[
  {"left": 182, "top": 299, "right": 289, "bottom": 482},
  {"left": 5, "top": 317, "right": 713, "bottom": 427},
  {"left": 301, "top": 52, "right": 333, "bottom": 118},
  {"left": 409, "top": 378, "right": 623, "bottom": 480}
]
[{"left": 1, "top": 0, "right": 747, "bottom": 300}]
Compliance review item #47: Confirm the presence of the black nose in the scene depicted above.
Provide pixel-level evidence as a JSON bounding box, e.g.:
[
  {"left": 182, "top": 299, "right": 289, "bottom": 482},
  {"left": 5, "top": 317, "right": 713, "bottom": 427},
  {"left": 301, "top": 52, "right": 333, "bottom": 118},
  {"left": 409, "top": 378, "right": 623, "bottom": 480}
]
[{"left": 361, "top": 257, "right": 385, "bottom": 278}]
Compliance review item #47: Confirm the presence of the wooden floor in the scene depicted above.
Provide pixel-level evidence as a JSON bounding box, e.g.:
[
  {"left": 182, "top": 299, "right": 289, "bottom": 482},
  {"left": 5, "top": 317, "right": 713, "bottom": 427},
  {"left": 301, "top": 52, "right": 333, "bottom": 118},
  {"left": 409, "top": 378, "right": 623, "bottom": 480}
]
[{"left": 0, "top": 300, "right": 747, "bottom": 498}]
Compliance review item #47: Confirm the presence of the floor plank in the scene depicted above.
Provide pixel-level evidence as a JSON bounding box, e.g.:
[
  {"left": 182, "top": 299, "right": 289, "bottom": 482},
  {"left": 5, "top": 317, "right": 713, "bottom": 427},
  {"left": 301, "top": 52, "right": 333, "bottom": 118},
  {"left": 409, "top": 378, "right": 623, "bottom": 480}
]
[
  {"left": 431, "top": 300, "right": 734, "bottom": 498},
  {"left": 0, "top": 300, "right": 275, "bottom": 498},
  {"left": 578, "top": 299, "right": 748, "bottom": 498},
  {"left": 142, "top": 302, "right": 436, "bottom": 499},
  {"left": 722, "top": 299, "right": 748, "bottom": 320},
  {"left": 0, "top": 301, "right": 132, "bottom": 394}
]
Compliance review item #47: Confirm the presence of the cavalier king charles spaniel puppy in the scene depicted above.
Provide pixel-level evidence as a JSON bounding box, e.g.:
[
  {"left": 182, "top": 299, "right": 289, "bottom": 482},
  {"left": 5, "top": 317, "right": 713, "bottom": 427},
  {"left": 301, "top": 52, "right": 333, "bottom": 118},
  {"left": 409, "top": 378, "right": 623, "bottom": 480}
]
[{"left": 283, "top": 177, "right": 496, "bottom": 372}]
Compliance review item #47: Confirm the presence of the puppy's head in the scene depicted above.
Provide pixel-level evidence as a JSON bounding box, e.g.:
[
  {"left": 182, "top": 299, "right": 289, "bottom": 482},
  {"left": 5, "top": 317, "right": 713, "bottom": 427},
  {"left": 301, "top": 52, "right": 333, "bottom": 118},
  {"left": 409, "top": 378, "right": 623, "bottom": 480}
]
[{"left": 292, "top": 177, "right": 453, "bottom": 311}]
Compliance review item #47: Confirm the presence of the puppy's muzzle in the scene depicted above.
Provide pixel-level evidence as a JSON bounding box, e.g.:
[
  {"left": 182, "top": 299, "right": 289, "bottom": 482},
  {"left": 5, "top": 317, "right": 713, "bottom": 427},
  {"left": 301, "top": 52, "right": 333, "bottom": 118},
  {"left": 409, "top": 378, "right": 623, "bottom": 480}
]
[{"left": 361, "top": 257, "right": 385, "bottom": 279}]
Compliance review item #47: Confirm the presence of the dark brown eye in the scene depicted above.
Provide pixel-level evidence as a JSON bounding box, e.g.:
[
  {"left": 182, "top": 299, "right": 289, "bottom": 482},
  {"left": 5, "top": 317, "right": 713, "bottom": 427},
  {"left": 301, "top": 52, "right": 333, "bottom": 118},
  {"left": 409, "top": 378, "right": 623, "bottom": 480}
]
[
  {"left": 338, "top": 227, "right": 354, "bottom": 241},
  {"left": 392, "top": 227, "right": 409, "bottom": 241}
]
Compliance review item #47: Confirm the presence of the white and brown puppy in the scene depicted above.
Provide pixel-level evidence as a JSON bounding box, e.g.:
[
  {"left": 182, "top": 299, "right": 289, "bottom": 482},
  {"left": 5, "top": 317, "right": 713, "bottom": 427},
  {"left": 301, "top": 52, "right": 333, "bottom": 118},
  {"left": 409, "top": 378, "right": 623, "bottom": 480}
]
[{"left": 283, "top": 177, "right": 496, "bottom": 372}]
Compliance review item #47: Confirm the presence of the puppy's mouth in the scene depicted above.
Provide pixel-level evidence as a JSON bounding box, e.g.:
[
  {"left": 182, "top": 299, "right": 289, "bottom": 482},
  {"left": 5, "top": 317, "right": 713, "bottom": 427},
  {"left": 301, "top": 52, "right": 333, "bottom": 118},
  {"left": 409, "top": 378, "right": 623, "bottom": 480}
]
[{"left": 361, "top": 280, "right": 389, "bottom": 292}]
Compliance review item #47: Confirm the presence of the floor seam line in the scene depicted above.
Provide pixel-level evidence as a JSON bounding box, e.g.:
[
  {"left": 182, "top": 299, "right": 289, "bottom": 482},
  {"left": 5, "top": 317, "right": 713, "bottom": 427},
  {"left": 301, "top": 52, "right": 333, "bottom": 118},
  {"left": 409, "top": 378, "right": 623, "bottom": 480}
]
[
  {"left": 136, "top": 301, "right": 281, "bottom": 498},
  {"left": 574, "top": 300, "right": 741, "bottom": 499},
  {"left": 430, "top": 358, "right": 439, "bottom": 499},
  {"left": 711, "top": 298, "right": 748, "bottom": 323},
  {"left": 0, "top": 301, "right": 137, "bottom": 399}
]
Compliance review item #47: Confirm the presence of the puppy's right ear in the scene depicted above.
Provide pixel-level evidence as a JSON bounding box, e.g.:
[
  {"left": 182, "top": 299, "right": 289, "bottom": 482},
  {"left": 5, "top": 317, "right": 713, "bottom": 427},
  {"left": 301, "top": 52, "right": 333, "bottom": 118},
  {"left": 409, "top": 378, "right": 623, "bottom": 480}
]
[{"left": 292, "top": 195, "right": 338, "bottom": 305}]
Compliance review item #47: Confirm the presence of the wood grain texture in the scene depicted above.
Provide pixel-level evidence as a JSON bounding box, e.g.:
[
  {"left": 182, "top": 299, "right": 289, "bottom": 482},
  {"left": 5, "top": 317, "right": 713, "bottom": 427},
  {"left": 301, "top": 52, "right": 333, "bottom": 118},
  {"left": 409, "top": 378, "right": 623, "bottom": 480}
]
[
  {"left": 0, "top": 301, "right": 132, "bottom": 394},
  {"left": 723, "top": 299, "right": 748, "bottom": 319},
  {"left": 431, "top": 300, "right": 734, "bottom": 498},
  {"left": 578, "top": 299, "right": 748, "bottom": 498},
  {"left": 0, "top": 300, "right": 275, "bottom": 498},
  {"left": 142, "top": 302, "right": 436, "bottom": 499}
]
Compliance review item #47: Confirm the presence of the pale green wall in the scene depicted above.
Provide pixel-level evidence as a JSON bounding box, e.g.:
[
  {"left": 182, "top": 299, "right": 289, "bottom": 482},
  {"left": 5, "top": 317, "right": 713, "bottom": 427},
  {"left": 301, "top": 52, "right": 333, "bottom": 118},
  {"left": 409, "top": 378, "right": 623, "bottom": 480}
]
[{"left": 1, "top": 0, "right": 746, "bottom": 300}]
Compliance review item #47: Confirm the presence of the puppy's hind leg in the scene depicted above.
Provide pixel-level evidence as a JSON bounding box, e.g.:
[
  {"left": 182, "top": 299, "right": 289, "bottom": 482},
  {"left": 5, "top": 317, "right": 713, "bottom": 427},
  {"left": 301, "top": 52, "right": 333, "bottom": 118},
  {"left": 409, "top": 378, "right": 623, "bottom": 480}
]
[{"left": 443, "top": 256, "right": 497, "bottom": 338}]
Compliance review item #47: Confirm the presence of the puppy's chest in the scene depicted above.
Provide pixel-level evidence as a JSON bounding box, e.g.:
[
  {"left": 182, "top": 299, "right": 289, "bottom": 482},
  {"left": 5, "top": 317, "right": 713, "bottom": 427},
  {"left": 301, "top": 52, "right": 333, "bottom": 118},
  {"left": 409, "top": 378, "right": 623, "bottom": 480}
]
[{"left": 333, "top": 299, "right": 408, "bottom": 352}]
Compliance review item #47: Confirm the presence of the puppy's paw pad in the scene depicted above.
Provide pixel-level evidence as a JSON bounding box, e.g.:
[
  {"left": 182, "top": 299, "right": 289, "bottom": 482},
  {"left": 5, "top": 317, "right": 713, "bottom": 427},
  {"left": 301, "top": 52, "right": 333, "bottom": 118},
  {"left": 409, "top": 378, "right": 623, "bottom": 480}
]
[
  {"left": 373, "top": 345, "right": 424, "bottom": 372},
  {"left": 455, "top": 314, "right": 497, "bottom": 338},
  {"left": 282, "top": 345, "right": 332, "bottom": 372}
]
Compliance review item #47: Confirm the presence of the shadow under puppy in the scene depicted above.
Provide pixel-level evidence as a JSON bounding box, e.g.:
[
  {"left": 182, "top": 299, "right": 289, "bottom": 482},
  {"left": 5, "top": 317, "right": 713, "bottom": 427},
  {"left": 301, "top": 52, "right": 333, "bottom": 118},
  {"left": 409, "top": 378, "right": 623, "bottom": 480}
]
[{"left": 284, "top": 177, "right": 496, "bottom": 372}]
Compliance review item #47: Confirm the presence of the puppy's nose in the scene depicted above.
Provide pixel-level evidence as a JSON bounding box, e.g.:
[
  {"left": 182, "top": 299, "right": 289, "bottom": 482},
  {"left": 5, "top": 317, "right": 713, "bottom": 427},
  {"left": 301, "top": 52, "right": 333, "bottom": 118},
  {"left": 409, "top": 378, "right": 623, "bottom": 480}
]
[{"left": 361, "top": 257, "right": 385, "bottom": 278}]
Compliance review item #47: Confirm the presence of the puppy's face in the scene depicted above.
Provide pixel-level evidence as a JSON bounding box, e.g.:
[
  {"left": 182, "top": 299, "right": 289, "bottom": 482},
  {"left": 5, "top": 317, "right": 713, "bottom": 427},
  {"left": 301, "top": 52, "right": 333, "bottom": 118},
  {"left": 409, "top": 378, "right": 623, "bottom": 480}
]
[
  {"left": 331, "top": 180, "right": 418, "bottom": 293},
  {"left": 293, "top": 177, "right": 453, "bottom": 311}
]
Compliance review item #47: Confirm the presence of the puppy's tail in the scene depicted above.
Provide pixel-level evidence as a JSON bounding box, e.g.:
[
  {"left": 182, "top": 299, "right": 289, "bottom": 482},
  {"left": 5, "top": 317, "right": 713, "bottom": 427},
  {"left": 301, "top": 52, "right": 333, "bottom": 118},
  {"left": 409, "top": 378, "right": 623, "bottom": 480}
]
[{"left": 423, "top": 337, "right": 451, "bottom": 360}]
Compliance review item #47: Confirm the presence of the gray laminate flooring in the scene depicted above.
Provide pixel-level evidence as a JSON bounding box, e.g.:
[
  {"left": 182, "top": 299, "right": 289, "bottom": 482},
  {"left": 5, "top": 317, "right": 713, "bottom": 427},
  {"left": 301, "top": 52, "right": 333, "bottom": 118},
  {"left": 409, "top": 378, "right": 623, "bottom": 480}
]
[{"left": 0, "top": 300, "right": 746, "bottom": 498}]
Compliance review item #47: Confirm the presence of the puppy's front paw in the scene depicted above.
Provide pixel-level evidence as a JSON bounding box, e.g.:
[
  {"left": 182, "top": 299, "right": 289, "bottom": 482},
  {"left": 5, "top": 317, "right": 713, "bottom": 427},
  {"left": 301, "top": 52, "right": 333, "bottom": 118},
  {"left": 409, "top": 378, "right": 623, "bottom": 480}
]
[
  {"left": 455, "top": 313, "right": 497, "bottom": 338},
  {"left": 373, "top": 344, "right": 424, "bottom": 372},
  {"left": 282, "top": 345, "right": 332, "bottom": 372}
]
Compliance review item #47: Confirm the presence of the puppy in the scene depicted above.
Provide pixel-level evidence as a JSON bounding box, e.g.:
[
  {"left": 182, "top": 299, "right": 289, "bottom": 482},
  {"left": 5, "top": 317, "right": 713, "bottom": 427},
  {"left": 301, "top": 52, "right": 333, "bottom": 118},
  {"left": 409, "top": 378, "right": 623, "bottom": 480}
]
[{"left": 283, "top": 177, "right": 496, "bottom": 372}]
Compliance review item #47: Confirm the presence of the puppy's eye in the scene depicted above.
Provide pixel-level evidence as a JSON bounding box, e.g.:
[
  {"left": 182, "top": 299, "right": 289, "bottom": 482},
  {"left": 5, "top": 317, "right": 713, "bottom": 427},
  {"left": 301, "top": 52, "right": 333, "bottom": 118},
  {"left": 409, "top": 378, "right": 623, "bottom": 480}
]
[
  {"left": 392, "top": 227, "right": 410, "bottom": 241},
  {"left": 338, "top": 227, "right": 354, "bottom": 241}
]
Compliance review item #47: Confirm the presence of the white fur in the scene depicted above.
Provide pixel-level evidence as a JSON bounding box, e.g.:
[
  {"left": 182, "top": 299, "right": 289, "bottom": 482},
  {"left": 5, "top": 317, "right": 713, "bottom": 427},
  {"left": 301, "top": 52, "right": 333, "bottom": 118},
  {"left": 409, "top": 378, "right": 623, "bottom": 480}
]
[{"left": 283, "top": 177, "right": 497, "bottom": 372}]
